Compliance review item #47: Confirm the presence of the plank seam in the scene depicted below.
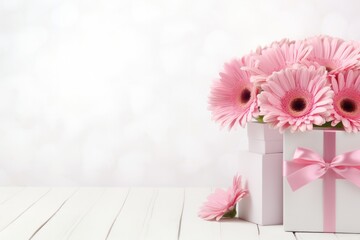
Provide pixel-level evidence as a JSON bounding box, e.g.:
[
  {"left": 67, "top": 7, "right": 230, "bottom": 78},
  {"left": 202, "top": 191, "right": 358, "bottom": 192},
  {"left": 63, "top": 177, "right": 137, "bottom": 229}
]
[
  {"left": 0, "top": 188, "right": 52, "bottom": 232},
  {"left": 0, "top": 188, "right": 25, "bottom": 205},
  {"left": 177, "top": 188, "right": 185, "bottom": 240},
  {"left": 29, "top": 188, "right": 79, "bottom": 240},
  {"left": 219, "top": 222, "right": 222, "bottom": 239},
  {"left": 105, "top": 188, "right": 131, "bottom": 240},
  {"left": 293, "top": 232, "right": 298, "bottom": 240},
  {"left": 63, "top": 188, "right": 106, "bottom": 239},
  {"left": 141, "top": 188, "right": 158, "bottom": 239}
]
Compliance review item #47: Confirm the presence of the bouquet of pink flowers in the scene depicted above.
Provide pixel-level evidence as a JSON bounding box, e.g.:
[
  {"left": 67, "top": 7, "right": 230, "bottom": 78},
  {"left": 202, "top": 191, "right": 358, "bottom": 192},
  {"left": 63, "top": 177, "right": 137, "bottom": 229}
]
[{"left": 209, "top": 36, "right": 360, "bottom": 133}]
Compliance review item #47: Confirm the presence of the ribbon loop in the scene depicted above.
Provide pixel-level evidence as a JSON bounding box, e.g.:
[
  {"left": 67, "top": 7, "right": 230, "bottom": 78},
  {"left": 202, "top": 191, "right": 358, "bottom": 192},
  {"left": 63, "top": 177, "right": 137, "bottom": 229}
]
[{"left": 285, "top": 147, "right": 360, "bottom": 191}]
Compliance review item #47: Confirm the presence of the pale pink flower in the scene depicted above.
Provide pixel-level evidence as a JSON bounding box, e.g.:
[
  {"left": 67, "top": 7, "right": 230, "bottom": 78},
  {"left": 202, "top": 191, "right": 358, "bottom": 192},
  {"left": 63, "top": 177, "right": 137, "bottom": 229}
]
[
  {"left": 254, "top": 38, "right": 293, "bottom": 55},
  {"left": 199, "top": 174, "right": 248, "bottom": 221},
  {"left": 258, "top": 66, "right": 334, "bottom": 132},
  {"left": 245, "top": 39, "right": 312, "bottom": 85},
  {"left": 305, "top": 35, "right": 360, "bottom": 77},
  {"left": 209, "top": 57, "right": 259, "bottom": 129},
  {"left": 328, "top": 70, "right": 360, "bottom": 132}
]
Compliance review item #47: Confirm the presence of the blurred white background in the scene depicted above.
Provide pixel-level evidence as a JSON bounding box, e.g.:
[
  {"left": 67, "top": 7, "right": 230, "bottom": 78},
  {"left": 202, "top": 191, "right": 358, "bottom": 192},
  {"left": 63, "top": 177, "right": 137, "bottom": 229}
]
[{"left": 0, "top": 0, "right": 359, "bottom": 186}]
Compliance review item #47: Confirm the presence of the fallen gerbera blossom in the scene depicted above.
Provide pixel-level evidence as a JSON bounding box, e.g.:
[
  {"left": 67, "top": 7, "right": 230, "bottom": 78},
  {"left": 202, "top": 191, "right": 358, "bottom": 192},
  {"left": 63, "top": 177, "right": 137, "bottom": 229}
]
[
  {"left": 258, "top": 66, "right": 334, "bottom": 132},
  {"left": 198, "top": 174, "right": 248, "bottom": 221},
  {"left": 209, "top": 57, "right": 259, "bottom": 129},
  {"left": 328, "top": 70, "right": 360, "bottom": 132}
]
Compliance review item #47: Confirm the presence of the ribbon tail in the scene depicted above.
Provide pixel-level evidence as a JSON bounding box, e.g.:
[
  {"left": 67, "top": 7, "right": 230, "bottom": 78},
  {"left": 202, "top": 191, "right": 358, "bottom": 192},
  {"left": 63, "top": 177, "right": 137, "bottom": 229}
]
[
  {"left": 333, "top": 168, "right": 360, "bottom": 188},
  {"left": 286, "top": 164, "right": 325, "bottom": 191}
]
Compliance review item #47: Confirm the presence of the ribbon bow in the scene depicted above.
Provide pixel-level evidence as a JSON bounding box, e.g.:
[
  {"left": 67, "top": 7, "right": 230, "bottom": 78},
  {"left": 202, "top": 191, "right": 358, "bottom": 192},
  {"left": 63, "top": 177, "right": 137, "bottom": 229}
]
[{"left": 285, "top": 147, "right": 360, "bottom": 191}]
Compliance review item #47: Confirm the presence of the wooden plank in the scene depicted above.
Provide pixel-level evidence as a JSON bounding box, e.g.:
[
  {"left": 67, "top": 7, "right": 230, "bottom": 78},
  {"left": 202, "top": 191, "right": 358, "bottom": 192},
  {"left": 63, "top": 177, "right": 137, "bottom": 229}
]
[
  {"left": 67, "top": 188, "right": 129, "bottom": 240},
  {"left": 258, "top": 225, "right": 296, "bottom": 240},
  {"left": 0, "top": 188, "right": 76, "bottom": 240},
  {"left": 179, "top": 188, "right": 221, "bottom": 240},
  {"left": 336, "top": 234, "right": 360, "bottom": 240},
  {"left": 31, "top": 188, "right": 105, "bottom": 240},
  {"left": 1, "top": 187, "right": 359, "bottom": 240},
  {"left": 106, "top": 188, "right": 156, "bottom": 240},
  {"left": 0, "top": 187, "right": 24, "bottom": 204},
  {"left": 220, "top": 219, "right": 259, "bottom": 240},
  {"left": 296, "top": 232, "right": 337, "bottom": 240},
  {"left": 0, "top": 187, "right": 50, "bottom": 231},
  {"left": 142, "top": 188, "right": 184, "bottom": 240}
]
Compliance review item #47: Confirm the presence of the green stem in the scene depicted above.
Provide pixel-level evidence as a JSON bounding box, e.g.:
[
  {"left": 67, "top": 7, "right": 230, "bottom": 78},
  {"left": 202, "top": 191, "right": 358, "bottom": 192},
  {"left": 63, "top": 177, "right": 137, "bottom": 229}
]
[
  {"left": 255, "top": 117, "right": 344, "bottom": 130},
  {"left": 256, "top": 115, "right": 264, "bottom": 123},
  {"left": 222, "top": 207, "right": 237, "bottom": 219},
  {"left": 314, "top": 121, "right": 344, "bottom": 129}
]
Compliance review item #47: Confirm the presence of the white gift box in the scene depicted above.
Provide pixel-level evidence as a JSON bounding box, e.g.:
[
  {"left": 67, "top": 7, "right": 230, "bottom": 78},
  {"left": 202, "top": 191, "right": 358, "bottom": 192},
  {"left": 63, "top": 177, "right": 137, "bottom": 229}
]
[
  {"left": 247, "top": 122, "right": 283, "bottom": 141},
  {"left": 248, "top": 139, "right": 283, "bottom": 154},
  {"left": 247, "top": 122, "right": 283, "bottom": 154},
  {"left": 237, "top": 151, "right": 283, "bottom": 225},
  {"left": 284, "top": 129, "right": 360, "bottom": 233}
]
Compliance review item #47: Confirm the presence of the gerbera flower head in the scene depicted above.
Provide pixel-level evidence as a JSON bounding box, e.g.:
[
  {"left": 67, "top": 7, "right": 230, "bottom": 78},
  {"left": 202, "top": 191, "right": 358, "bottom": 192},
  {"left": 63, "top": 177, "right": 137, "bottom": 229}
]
[
  {"left": 209, "top": 56, "right": 259, "bottom": 129},
  {"left": 305, "top": 35, "right": 360, "bottom": 77},
  {"left": 254, "top": 38, "right": 293, "bottom": 55},
  {"left": 328, "top": 70, "right": 360, "bottom": 132},
  {"left": 246, "top": 39, "right": 312, "bottom": 86},
  {"left": 198, "top": 174, "right": 248, "bottom": 221},
  {"left": 258, "top": 66, "right": 334, "bottom": 132}
]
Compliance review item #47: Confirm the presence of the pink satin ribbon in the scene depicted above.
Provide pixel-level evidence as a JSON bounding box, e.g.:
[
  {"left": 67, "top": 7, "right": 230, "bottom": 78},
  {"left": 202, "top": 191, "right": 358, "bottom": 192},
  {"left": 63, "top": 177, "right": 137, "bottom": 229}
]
[{"left": 284, "top": 132, "right": 360, "bottom": 232}]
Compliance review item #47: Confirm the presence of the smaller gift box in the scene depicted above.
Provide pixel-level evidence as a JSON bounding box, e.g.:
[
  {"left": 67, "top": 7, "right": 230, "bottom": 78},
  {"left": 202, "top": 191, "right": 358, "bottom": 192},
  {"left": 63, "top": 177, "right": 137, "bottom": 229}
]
[
  {"left": 248, "top": 139, "right": 283, "bottom": 154},
  {"left": 284, "top": 129, "right": 360, "bottom": 233},
  {"left": 237, "top": 151, "right": 283, "bottom": 225},
  {"left": 247, "top": 122, "right": 283, "bottom": 154}
]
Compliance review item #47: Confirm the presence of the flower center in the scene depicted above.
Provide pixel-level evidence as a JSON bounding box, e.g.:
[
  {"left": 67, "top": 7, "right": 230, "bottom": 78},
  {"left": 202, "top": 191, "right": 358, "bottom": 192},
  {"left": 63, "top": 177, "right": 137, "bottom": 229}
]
[
  {"left": 240, "top": 88, "right": 251, "bottom": 104},
  {"left": 281, "top": 89, "right": 313, "bottom": 118},
  {"left": 312, "top": 58, "right": 339, "bottom": 73},
  {"left": 340, "top": 98, "right": 356, "bottom": 113},
  {"left": 290, "top": 98, "right": 307, "bottom": 112},
  {"left": 334, "top": 89, "right": 360, "bottom": 119},
  {"left": 325, "top": 66, "right": 333, "bottom": 72}
]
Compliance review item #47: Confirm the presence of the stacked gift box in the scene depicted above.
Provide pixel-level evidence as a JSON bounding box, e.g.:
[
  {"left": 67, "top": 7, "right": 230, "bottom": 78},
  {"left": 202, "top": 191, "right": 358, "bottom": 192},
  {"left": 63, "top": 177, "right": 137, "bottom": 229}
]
[{"left": 237, "top": 122, "right": 283, "bottom": 225}]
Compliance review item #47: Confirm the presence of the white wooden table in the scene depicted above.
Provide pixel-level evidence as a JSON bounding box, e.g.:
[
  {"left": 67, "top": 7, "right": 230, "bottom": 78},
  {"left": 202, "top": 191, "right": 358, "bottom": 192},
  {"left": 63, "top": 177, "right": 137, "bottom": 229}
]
[{"left": 0, "top": 187, "right": 358, "bottom": 240}]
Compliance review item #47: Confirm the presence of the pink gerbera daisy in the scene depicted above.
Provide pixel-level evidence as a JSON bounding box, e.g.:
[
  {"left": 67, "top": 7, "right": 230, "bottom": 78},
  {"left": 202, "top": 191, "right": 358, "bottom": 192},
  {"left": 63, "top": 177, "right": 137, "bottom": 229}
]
[
  {"left": 254, "top": 38, "right": 293, "bottom": 55},
  {"left": 209, "top": 57, "right": 259, "bottom": 129},
  {"left": 246, "top": 40, "right": 312, "bottom": 85},
  {"left": 258, "top": 66, "right": 334, "bottom": 132},
  {"left": 198, "top": 174, "right": 248, "bottom": 221},
  {"left": 328, "top": 70, "right": 360, "bottom": 132},
  {"left": 305, "top": 35, "right": 360, "bottom": 77}
]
